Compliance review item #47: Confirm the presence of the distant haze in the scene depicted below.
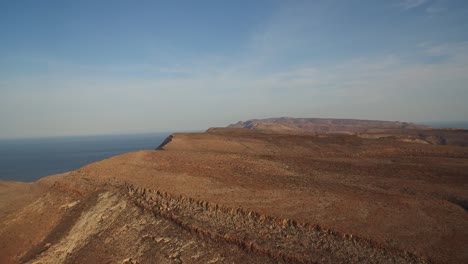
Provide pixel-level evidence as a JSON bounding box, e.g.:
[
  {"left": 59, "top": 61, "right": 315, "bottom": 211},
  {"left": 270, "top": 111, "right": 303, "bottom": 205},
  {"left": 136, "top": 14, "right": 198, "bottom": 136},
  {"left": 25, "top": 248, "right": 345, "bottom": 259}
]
[
  {"left": 420, "top": 121, "right": 468, "bottom": 129},
  {"left": 1, "top": 1, "right": 468, "bottom": 138}
]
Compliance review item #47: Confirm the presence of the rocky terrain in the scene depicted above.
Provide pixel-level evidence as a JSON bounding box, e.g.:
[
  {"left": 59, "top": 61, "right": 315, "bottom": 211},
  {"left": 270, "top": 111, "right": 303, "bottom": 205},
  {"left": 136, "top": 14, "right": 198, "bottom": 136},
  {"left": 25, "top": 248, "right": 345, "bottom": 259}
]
[
  {"left": 228, "top": 117, "right": 430, "bottom": 134},
  {"left": 1, "top": 120, "right": 467, "bottom": 263},
  {"left": 229, "top": 117, "right": 468, "bottom": 147}
]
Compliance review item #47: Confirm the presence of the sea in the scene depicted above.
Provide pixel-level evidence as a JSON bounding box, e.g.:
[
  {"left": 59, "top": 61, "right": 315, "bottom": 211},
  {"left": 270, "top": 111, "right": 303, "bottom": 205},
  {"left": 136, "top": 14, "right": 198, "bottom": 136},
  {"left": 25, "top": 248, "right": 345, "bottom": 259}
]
[
  {"left": 1, "top": 121, "right": 467, "bottom": 183},
  {"left": 0, "top": 132, "right": 170, "bottom": 182}
]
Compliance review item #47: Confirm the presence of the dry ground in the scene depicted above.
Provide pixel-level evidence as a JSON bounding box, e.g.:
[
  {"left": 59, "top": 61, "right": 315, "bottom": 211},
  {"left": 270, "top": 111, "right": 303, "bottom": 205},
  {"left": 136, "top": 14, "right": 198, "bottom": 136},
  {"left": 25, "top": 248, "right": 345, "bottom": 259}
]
[{"left": 1, "top": 128, "right": 467, "bottom": 263}]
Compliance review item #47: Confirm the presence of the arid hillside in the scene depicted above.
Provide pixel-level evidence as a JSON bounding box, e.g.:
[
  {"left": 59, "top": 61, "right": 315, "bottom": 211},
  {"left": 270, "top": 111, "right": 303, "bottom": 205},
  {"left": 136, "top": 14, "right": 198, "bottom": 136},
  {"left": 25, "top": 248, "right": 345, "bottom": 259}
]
[
  {"left": 1, "top": 127, "right": 467, "bottom": 263},
  {"left": 228, "top": 117, "right": 429, "bottom": 133},
  {"left": 228, "top": 117, "right": 468, "bottom": 147}
]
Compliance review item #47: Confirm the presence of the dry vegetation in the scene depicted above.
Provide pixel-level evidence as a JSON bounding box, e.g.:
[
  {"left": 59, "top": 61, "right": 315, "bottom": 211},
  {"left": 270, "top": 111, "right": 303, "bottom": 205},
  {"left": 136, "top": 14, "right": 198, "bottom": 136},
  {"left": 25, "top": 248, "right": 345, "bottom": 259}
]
[{"left": 0, "top": 122, "right": 467, "bottom": 263}]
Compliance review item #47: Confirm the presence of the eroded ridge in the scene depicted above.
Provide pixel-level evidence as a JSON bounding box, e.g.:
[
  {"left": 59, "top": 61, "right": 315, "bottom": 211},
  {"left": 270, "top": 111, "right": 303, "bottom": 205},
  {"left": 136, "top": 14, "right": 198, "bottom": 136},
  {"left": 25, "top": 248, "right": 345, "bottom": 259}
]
[{"left": 124, "top": 184, "right": 429, "bottom": 264}]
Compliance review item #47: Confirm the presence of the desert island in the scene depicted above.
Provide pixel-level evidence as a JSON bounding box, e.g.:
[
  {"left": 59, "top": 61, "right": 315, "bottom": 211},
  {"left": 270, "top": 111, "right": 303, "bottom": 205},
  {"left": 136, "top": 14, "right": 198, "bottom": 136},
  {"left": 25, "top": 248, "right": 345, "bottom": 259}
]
[{"left": 1, "top": 118, "right": 467, "bottom": 264}]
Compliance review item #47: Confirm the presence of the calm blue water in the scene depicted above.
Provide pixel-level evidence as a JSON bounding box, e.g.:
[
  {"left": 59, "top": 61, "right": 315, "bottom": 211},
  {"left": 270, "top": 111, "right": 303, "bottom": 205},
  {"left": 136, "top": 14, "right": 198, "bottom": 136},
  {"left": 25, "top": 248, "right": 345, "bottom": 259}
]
[{"left": 0, "top": 133, "right": 170, "bottom": 182}]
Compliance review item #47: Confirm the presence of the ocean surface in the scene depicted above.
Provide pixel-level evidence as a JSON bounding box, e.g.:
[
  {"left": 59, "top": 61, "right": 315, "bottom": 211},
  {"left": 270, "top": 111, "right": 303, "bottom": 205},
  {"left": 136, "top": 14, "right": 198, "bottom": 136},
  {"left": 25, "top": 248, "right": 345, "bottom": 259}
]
[{"left": 0, "top": 133, "right": 170, "bottom": 182}]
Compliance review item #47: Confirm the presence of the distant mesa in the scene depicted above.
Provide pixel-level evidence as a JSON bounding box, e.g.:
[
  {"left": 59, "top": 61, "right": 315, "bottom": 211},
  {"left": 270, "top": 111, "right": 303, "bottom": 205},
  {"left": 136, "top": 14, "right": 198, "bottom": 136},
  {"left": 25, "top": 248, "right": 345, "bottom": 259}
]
[
  {"left": 227, "top": 117, "right": 430, "bottom": 134},
  {"left": 224, "top": 117, "right": 468, "bottom": 147},
  {"left": 1, "top": 116, "right": 468, "bottom": 263}
]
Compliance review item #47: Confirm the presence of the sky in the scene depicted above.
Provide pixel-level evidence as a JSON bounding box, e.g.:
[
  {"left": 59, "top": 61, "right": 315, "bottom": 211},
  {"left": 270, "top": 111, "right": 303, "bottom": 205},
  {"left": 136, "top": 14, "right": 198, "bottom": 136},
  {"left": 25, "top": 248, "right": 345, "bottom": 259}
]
[{"left": 0, "top": 0, "right": 467, "bottom": 138}]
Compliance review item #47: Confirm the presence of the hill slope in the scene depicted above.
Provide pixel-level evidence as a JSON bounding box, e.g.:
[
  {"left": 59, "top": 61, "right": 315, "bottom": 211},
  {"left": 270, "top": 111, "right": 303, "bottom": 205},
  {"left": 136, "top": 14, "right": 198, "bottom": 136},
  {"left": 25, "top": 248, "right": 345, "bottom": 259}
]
[
  {"left": 228, "top": 117, "right": 468, "bottom": 147},
  {"left": 1, "top": 128, "right": 467, "bottom": 263},
  {"left": 228, "top": 117, "right": 429, "bottom": 133}
]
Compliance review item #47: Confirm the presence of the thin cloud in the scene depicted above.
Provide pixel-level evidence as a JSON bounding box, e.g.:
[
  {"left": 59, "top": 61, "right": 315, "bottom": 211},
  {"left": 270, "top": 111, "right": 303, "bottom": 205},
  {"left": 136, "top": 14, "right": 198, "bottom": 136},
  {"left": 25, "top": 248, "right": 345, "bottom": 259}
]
[
  {"left": 1, "top": 1, "right": 467, "bottom": 138},
  {"left": 399, "top": 0, "right": 427, "bottom": 10},
  {"left": 2, "top": 42, "right": 468, "bottom": 138},
  {"left": 426, "top": 6, "right": 446, "bottom": 14}
]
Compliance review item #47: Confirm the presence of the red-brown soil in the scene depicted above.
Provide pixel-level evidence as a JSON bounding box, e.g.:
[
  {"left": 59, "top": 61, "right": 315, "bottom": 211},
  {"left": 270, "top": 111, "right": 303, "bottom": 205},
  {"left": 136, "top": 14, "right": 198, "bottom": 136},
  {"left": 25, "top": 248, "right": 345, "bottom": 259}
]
[
  {"left": 228, "top": 117, "right": 468, "bottom": 147},
  {"left": 228, "top": 117, "right": 430, "bottom": 133},
  {"left": 1, "top": 127, "right": 467, "bottom": 263}
]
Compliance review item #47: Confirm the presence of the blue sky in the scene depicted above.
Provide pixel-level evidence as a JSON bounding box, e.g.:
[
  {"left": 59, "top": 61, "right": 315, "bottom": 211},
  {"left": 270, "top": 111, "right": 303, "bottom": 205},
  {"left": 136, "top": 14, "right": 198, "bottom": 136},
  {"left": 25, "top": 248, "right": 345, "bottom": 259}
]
[{"left": 1, "top": 0, "right": 467, "bottom": 138}]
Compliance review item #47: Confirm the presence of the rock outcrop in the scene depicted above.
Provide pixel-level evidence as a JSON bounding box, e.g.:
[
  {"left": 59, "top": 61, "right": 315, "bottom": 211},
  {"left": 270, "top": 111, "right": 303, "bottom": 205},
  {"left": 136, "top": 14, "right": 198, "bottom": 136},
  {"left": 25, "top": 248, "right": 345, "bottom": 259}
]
[
  {"left": 1, "top": 122, "right": 467, "bottom": 263},
  {"left": 125, "top": 184, "right": 428, "bottom": 264},
  {"left": 228, "top": 117, "right": 429, "bottom": 134},
  {"left": 227, "top": 117, "right": 468, "bottom": 147}
]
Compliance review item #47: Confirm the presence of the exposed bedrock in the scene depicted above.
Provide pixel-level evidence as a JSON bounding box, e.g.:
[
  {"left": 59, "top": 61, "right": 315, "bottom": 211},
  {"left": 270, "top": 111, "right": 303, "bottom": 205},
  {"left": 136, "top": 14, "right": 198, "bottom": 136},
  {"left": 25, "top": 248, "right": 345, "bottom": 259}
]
[{"left": 125, "top": 184, "right": 429, "bottom": 264}]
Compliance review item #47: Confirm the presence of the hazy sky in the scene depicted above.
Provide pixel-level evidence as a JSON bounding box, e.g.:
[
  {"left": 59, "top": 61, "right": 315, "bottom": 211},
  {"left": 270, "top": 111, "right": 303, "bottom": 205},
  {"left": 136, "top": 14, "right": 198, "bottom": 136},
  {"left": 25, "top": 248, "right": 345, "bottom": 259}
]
[{"left": 1, "top": 0, "right": 468, "bottom": 138}]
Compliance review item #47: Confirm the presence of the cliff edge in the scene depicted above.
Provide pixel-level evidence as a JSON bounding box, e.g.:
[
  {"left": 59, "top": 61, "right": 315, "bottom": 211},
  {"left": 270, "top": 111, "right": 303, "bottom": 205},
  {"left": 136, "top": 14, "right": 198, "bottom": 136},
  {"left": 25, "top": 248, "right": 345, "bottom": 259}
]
[{"left": 1, "top": 124, "right": 467, "bottom": 263}]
